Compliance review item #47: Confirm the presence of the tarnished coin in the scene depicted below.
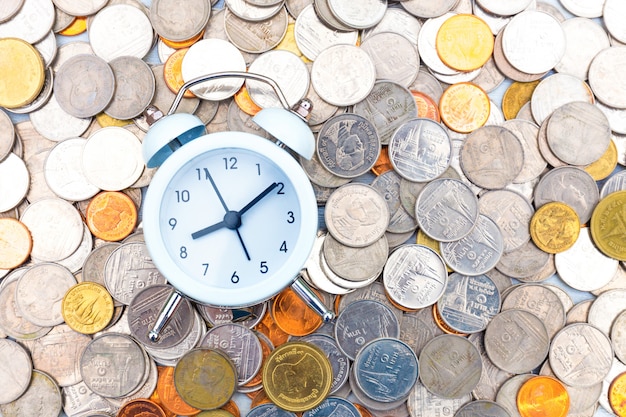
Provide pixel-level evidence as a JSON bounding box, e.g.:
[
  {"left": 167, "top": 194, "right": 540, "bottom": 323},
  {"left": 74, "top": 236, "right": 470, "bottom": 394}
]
[
  {"left": 406, "top": 379, "right": 471, "bottom": 417},
  {"left": 0, "top": 338, "right": 32, "bottom": 404},
  {"left": 383, "top": 244, "right": 448, "bottom": 310},
  {"left": 468, "top": 332, "right": 515, "bottom": 401},
  {"left": 117, "top": 398, "right": 167, "bottom": 417},
  {"left": 80, "top": 333, "right": 147, "bottom": 398},
  {"left": 326, "top": 0, "right": 386, "bottom": 29},
  {"left": 437, "top": 272, "right": 500, "bottom": 334},
  {"left": 484, "top": 309, "right": 550, "bottom": 374},
  {"left": 419, "top": 334, "right": 482, "bottom": 399},
  {"left": 62, "top": 282, "right": 114, "bottom": 334},
  {"left": 324, "top": 183, "right": 389, "bottom": 248},
  {"left": 334, "top": 299, "right": 400, "bottom": 360},
  {"left": 459, "top": 125, "right": 524, "bottom": 190},
  {"left": 609, "top": 371, "right": 626, "bottom": 416},
  {"left": 0, "top": 278, "right": 52, "bottom": 341},
  {"left": 530, "top": 73, "right": 595, "bottom": 125},
  {"left": 0, "top": 36, "right": 45, "bottom": 109},
  {"left": 0, "top": 370, "right": 62, "bottom": 417},
  {"left": 150, "top": 0, "right": 210, "bottom": 42},
  {"left": 310, "top": 44, "right": 376, "bottom": 107},
  {"left": 54, "top": 54, "right": 114, "bottom": 118},
  {"left": 105, "top": 55, "right": 155, "bottom": 120},
  {"left": 440, "top": 214, "right": 504, "bottom": 276},
  {"left": 262, "top": 341, "right": 332, "bottom": 412},
  {"left": 591, "top": 190, "right": 626, "bottom": 261},
  {"left": 371, "top": 170, "right": 418, "bottom": 233},
  {"left": 415, "top": 178, "right": 479, "bottom": 242},
  {"left": 317, "top": 113, "right": 380, "bottom": 179},
  {"left": 360, "top": 32, "right": 419, "bottom": 87},
  {"left": 530, "top": 202, "right": 580, "bottom": 254},
  {"left": 549, "top": 323, "right": 613, "bottom": 388},
  {"left": 155, "top": 365, "right": 202, "bottom": 415},
  {"left": 500, "top": 119, "right": 545, "bottom": 184},
  {"left": 353, "top": 337, "right": 418, "bottom": 403},
  {"left": 61, "top": 380, "right": 117, "bottom": 417}
]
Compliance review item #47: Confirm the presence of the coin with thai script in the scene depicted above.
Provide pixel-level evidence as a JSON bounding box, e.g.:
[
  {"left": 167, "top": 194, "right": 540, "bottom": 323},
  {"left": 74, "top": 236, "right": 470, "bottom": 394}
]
[
  {"left": 590, "top": 190, "right": 626, "bottom": 261},
  {"left": 530, "top": 202, "right": 580, "bottom": 254},
  {"left": 62, "top": 282, "right": 114, "bottom": 334}
]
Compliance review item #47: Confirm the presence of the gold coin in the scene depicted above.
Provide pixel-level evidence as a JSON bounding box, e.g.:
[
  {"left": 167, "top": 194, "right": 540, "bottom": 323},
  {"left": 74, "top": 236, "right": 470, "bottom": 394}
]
[
  {"left": 502, "top": 80, "right": 540, "bottom": 120},
  {"left": 164, "top": 48, "right": 197, "bottom": 99},
  {"left": 439, "top": 82, "right": 490, "bottom": 133},
  {"left": 61, "top": 282, "right": 114, "bottom": 334},
  {"left": 85, "top": 191, "right": 138, "bottom": 241},
  {"left": 584, "top": 139, "right": 618, "bottom": 181},
  {"left": 234, "top": 85, "right": 262, "bottom": 116},
  {"left": 0, "top": 38, "right": 45, "bottom": 109},
  {"left": 271, "top": 286, "right": 322, "bottom": 336},
  {"left": 160, "top": 31, "right": 205, "bottom": 49},
  {"left": 609, "top": 371, "right": 626, "bottom": 416},
  {"left": 436, "top": 14, "right": 494, "bottom": 71},
  {"left": 516, "top": 375, "right": 569, "bottom": 417},
  {"left": 590, "top": 190, "right": 626, "bottom": 261},
  {"left": 0, "top": 218, "right": 32, "bottom": 269},
  {"left": 174, "top": 348, "right": 237, "bottom": 410},
  {"left": 196, "top": 410, "right": 235, "bottom": 417},
  {"left": 530, "top": 202, "right": 580, "bottom": 254},
  {"left": 59, "top": 16, "right": 88, "bottom": 36},
  {"left": 262, "top": 341, "right": 332, "bottom": 412},
  {"left": 95, "top": 112, "right": 132, "bottom": 128},
  {"left": 156, "top": 365, "right": 202, "bottom": 416},
  {"left": 275, "top": 22, "right": 310, "bottom": 63}
]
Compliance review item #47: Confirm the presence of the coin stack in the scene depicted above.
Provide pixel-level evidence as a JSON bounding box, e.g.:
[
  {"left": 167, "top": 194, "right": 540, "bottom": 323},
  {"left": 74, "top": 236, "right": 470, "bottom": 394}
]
[{"left": 2, "top": 0, "right": 626, "bottom": 417}]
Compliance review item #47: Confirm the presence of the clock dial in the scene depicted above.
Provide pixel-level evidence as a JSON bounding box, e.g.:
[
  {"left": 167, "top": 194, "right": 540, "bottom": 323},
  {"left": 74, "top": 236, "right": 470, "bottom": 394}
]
[{"left": 141, "top": 128, "right": 320, "bottom": 308}]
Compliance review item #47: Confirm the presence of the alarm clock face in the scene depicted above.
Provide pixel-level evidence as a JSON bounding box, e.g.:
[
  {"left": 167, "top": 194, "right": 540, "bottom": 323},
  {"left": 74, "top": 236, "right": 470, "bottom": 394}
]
[{"left": 143, "top": 132, "right": 317, "bottom": 307}]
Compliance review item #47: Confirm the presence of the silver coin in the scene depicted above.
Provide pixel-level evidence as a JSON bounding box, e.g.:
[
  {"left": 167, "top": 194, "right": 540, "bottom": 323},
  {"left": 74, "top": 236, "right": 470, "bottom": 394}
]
[
  {"left": 302, "top": 233, "right": 355, "bottom": 296},
  {"left": 495, "top": 374, "right": 535, "bottom": 417},
  {"left": 106, "top": 356, "right": 158, "bottom": 409},
  {"left": 56, "top": 223, "right": 93, "bottom": 274},
  {"left": 51, "top": 41, "right": 94, "bottom": 73},
  {"left": 61, "top": 380, "right": 117, "bottom": 417},
  {"left": 439, "top": 215, "right": 504, "bottom": 276},
  {"left": 475, "top": 0, "right": 532, "bottom": 16},
  {"left": 88, "top": 4, "right": 154, "bottom": 62},
  {"left": 150, "top": 0, "right": 209, "bottom": 42},
  {"left": 53, "top": 0, "right": 108, "bottom": 15},
  {"left": 567, "top": 299, "right": 594, "bottom": 325},
  {"left": 472, "top": 56, "right": 506, "bottom": 94},
  {"left": 549, "top": 323, "right": 613, "bottom": 388},
  {"left": 454, "top": 400, "right": 511, "bottom": 417},
  {"left": 533, "top": 165, "right": 599, "bottom": 225},
  {"left": 0, "top": 153, "right": 28, "bottom": 213},
  {"left": 601, "top": 170, "right": 626, "bottom": 198},
  {"left": 399, "top": 307, "right": 444, "bottom": 357},
  {"left": 417, "top": 13, "right": 458, "bottom": 76},
  {"left": 467, "top": 332, "right": 514, "bottom": 401},
  {"left": 555, "top": 227, "right": 619, "bottom": 292},
  {"left": 589, "top": 46, "right": 626, "bottom": 110},
  {"left": 128, "top": 284, "right": 194, "bottom": 350},
  {"left": 530, "top": 72, "right": 595, "bottom": 125},
  {"left": 547, "top": 101, "right": 611, "bottom": 166},
  {"left": 610, "top": 309, "right": 626, "bottom": 365},
  {"left": 300, "top": 333, "right": 350, "bottom": 395},
  {"left": 353, "top": 337, "right": 418, "bottom": 403},
  {"left": 560, "top": 0, "right": 605, "bottom": 18},
  {"left": 326, "top": 0, "right": 386, "bottom": 29},
  {"left": 285, "top": 0, "right": 311, "bottom": 18},
  {"left": 0, "top": 278, "right": 52, "bottom": 341},
  {"left": 81, "top": 242, "right": 120, "bottom": 288},
  {"left": 334, "top": 299, "right": 400, "bottom": 360},
  {"left": 388, "top": 118, "right": 451, "bottom": 182},
  {"left": 145, "top": 308, "right": 206, "bottom": 366},
  {"left": 299, "top": 151, "right": 350, "bottom": 188},
  {"left": 495, "top": 239, "right": 551, "bottom": 280},
  {"left": 501, "top": 283, "right": 566, "bottom": 339},
  {"left": 406, "top": 379, "right": 471, "bottom": 417},
  {"left": 371, "top": 170, "right": 418, "bottom": 233},
  {"left": 399, "top": 166, "right": 459, "bottom": 219},
  {"left": 353, "top": 80, "right": 418, "bottom": 146},
  {"left": 311, "top": 44, "right": 376, "bottom": 107},
  {"left": 596, "top": 101, "right": 626, "bottom": 135},
  {"left": 536, "top": 114, "right": 567, "bottom": 168},
  {"left": 15, "top": 262, "right": 76, "bottom": 327},
  {"left": 415, "top": 178, "right": 479, "bottom": 242},
  {"left": 317, "top": 114, "right": 381, "bottom": 179},
  {"left": 29, "top": 94, "right": 91, "bottom": 142},
  {"left": 361, "top": 7, "right": 421, "bottom": 46},
  {"left": 437, "top": 272, "right": 500, "bottom": 334},
  {"left": 484, "top": 308, "right": 549, "bottom": 374},
  {"left": 478, "top": 189, "right": 534, "bottom": 253},
  {"left": 224, "top": 7, "right": 288, "bottom": 54},
  {"left": 418, "top": 334, "right": 482, "bottom": 399},
  {"left": 0, "top": 0, "right": 24, "bottom": 23},
  {"left": 304, "top": 397, "right": 359, "bottom": 417},
  {"left": 360, "top": 32, "right": 419, "bottom": 88},
  {"left": 382, "top": 244, "right": 448, "bottom": 310},
  {"left": 0, "top": 370, "right": 62, "bottom": 417},
  {"left": 323, "top": 233, "right": 388, "bottom": 283},
  {"left": 400, "top": 0, "right": 458, "bottom": 19},
  {"left": 249, "top": 403, "right": 297, "bottom": 417},
  {"left": 103, "top": 242, "right": 167, "bottom": 305},
  {"left": 200, "top": 322, "right": 263, "bottom": 386},
  {"left": 225, "top": 0, "right": 284, "bottom": 21},
  {"left": 0, "top": 338, "right": 32, "bottom": 404},
  {"left": 104, "top": 55, "right": 155, "bottom": 120},
  {"left": 149, "top": 64, "right": 199, "bottom": 116},
  {"left": 604, "top": 0, "right": 626, "bottom": 44},
  {"left": 459, "top": 125, "right": 524, "bottom": 190},
  {"left": 588, "top": 288, "right": 626, "bottom": 336},
  {"left": 293, "top": 4, "right": 358, "bottom": 61},
  {"left": 555, "top": 17, "right": 610, "bottom": 81},
  {"left": 410, "top": 67, "right": 444, "bottom": 104},
  {"left": 79, "top": 332, "right": 146, "bottom": 398},
  {"left": 313, "top": 0, "right": 352, "bottom": 31},
  {"left": 54, "top": 54, "right": 114, "bottom": 118},
  {"left": 492, "top": 28, "right": 547, "bottom": 83},
  {"left": 0, "top": 0, "right": 55, "bottom": 44},
  {"left": 500, "top": 119, "right": 545, "bottom": 184}
]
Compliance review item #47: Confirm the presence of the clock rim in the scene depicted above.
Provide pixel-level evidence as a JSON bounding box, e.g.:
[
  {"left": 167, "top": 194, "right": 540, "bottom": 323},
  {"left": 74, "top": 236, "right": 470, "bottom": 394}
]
[{"left": 142, "top": 131, "right": 318, "bottom": 307}]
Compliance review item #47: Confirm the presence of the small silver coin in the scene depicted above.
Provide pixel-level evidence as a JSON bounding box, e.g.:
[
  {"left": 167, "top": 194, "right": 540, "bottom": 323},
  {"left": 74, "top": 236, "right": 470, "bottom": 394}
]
[
  {"left": 300, "top": 333, "right": 350, "bottom": 395},
  {"left": 360, "top": 31, "right": 419, "bottom": 88},
  {"left": 104, "top": 55, "right": 155, "bottom": 120},
  {"left": 0, "top": 338, "right": 32, "bottom": 404},
  {"left": 454, "top": 400, "right": 511, "bottom": 417},
  {"left": 478, "top": 189, "right": 534, "bottom": 253}
]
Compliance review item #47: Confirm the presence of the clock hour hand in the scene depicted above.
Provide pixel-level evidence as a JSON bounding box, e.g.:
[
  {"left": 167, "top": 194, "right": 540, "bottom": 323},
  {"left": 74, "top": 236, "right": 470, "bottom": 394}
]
[{"left": 191, "top": 219, "right": 227, "bottom": 240}]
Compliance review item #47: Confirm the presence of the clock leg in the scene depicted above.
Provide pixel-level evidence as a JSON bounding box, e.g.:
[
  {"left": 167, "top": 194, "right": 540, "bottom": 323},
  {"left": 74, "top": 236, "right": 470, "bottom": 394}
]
[
  {"left": 291, "top": 275, "right": 335, "bottom": 322},
  {"left": 148, "top": 290, "right": 184, "bottom": 342}
]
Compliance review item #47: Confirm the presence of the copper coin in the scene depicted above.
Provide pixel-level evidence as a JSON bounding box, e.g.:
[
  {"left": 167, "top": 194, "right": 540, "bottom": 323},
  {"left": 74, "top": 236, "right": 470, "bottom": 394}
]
[
  {"left": 156, "top": 366, "right": 202, "bottom": 416},
  {"left": 234, "top": 85, "right": 262, "bottom": 116},
  {"left": 271, "top": 286, "right": 323, "bottom": 336},
  {"left": 254, "top": 307, "right": 290, "bottom": 348},
  {"left": 439, "top": 82, "right": 490, "bottom": 133},
  {"left": 85, "top": 190, "right": 138, "bottom": 241},
  {"left": 0, "top": 218, "right": 32, "bottom": 269},
  {"left": 163, "top": 48, "right": 196, "bottom": 99},
  {"left": 411, "top": 90, "right": 441, "bottom": 122},
  {"left": 609, "top": 371, "right": 626, "bottom": 416},
  {"left": 517, "top": 376, "right": 569, "bottom": 417},
  {"left": 161, "top": 30, "right": 205, "bottom": 49},
  {"left": 370, "top": 146, "right": 394, "bottom": 176},
  {"left": 117, "top": 398, "right": 167, "bottom": 417}
]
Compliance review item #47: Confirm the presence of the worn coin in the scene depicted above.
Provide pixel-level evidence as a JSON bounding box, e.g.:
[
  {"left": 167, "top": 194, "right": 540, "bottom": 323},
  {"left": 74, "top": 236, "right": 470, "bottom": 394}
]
[
  {"left": 225, "top": 7, "right": 288, "bottom": 54},
  {"left": 590, "top": 190, "right": 626, "bottom": 261},
  {"left": 322, "top": 233, "right": 387, "bottom": 283},
  {"left": 530, "top": 73, "right": 595, "bottom": 125},
  {"left": 0, "top": 278, "right": 52, "bottom": 341},
  {"left": 150, "top": 0, "right": 209, "bottom": 42},
  {"left": 105, "top": 55, "right": 155, "bottom": 120},
  {"left": 478, "top": 189, "right": 533, "bottom": 253},
  {"left": 360, "top": 32, "right": 419, "bottom": 88},
  {"left": 468, "top": 332, "right": 514, "bottom": 401},
  {"left": 0, "top": 338, "right": 32, "bottom": 404},
  {"left": 530, "top": 201, "right": 580, "bottom": 254},
  {"left": 85, "top": 191, "right": 137, "bottom": 242},
  {"left": 0, "top": 370, "right": 62, "bottom": 417}
]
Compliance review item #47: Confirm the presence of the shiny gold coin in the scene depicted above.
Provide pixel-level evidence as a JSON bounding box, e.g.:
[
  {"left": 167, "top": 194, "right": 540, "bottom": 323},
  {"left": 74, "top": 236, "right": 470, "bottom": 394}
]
[
  {"left": 0, "top": 218, "right": 32, "bottom": 269},
  {"left": 262, "top": 341, "right": 333, "bottom": 412},
  {"left": 85, "top": 191, "right": 138, "bottom": 241},
  {"left": 61, "top": 282, "right": 114, "bottom": 334},
  {"left": 59, "top": 16, "right": 88, "bottom": 36},
  {"left": 0, "top": 38, "right": 45, "bottom": 109},
  {"left": 590, "top": 190, "right": 626, "bottom": 261},
  {"left": 502, "top": 80, "right": 541, "bottom": 120},
  {"left": 174, "top": 348, "right": 237, "bottom": 410},
  {"left": 164, "top": 48, "right": 196, "bottom": 99},
  {"left": 609, "top": 371, "right": 626, "bottom": 416},
  {"left": 160, "top": 31, "right": 205, "bottom": 49},
  {"left": 255, "top": 307, "right": 290, "bottom": 348},
  {"left": 436, "top": 14, "right": 494, "bottom": 71},
  {"left": 439, "top": 82, "right": 490, "bottom": 133},
  {"left": 234, "top": 85, "right": 262, "bottom": 116},
  {"left": 584, "top": 139, "right": 618, "bottom": 181},
  {"left": 530, "top": 202, "right": 580, "bottom": 254},
  {"left": 411, "top": 90, "right": 441, "bottom": 122},
  {"left": 95, "top": 112, "right": 132, "bottom": 128},
  {"left": 517, "top": 375, "right": 569, "bottom": 417}
]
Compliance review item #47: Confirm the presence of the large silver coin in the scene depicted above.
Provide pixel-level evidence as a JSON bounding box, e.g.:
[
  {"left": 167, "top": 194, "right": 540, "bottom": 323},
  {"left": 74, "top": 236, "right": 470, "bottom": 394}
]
[
  {"left": 478, "top": 189, "right": 533, "bottom": 253},
  {"left": 0, "top": 339, "right": 32, "bottom": 404},
  {"left": 501, "top": 283, "right": 565, "bottom": 339},
  {"left": 454, "top": 400, "right": 511, "bottom": 417}
]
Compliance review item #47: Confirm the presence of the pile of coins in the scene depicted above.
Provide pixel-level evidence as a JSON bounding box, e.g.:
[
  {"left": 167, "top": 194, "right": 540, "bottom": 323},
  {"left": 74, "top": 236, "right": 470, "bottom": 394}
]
[{"left": 2, "top": 0, "right": 626, "bottom": 417}]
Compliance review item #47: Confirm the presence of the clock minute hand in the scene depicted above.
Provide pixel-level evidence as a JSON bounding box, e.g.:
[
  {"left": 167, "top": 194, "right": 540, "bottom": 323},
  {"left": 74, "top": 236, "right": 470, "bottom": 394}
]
[{"left": 239, "top": 182, "right": 279, "bottom": 216}]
